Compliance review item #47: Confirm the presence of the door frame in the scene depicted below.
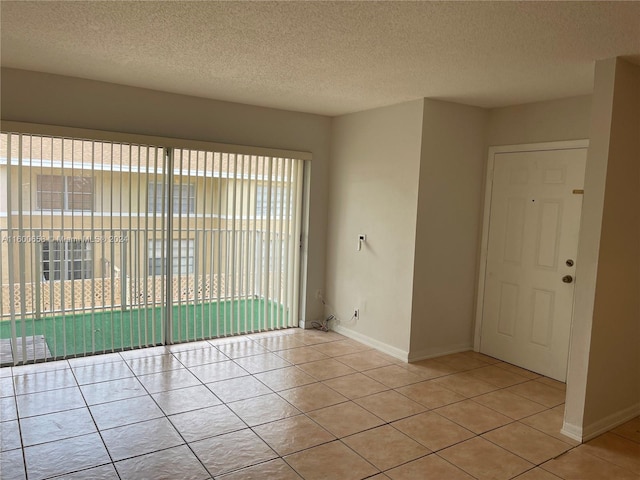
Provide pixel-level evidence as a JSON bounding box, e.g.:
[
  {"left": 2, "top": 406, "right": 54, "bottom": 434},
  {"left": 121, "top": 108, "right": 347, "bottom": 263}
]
[{"left": 473, "top": 140, "right": 590, "bottom": 352}]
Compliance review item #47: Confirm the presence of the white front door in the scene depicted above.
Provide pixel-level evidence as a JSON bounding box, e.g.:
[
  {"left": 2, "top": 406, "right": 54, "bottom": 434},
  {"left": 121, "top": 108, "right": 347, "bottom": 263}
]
[{"left": 480, "top": 146, "right": 587, "bottom": 381}]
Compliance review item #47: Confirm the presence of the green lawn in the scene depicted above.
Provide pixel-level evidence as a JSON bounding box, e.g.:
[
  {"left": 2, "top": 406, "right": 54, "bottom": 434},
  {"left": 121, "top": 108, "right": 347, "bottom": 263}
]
[{"left": 0, "top": 298, "right": 289, "bottom": 359}]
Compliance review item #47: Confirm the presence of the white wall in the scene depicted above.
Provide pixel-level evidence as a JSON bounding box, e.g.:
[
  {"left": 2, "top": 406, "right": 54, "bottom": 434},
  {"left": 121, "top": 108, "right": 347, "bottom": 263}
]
[
  {"left": 406, "top": 95, "right": 590, "bottom": 361},
  {"left": 409, "top": 100, "right": 488, "bottom": 360},
  {"left": 326, "top": 100, "right": 425, "bottom": 357},
  {"left": 326, "top": 98, "right": 487, "bottom": 360},
  {"left": 487, "top": 95, "right": 592, "bottom": 146},
  {"left": 0, "top": 68, "right": 332, "bottom": 324},
  {"left": 565, "top": 58, "right": 640, "bottom": 441},
  {"left": 584, "top": 57, "right": 640, "bottom": 430}
]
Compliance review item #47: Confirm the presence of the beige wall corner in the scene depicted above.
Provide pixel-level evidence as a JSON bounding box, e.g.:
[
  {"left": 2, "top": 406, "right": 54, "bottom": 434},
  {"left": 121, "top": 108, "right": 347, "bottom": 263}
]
[
  {"left": 564, "top": 57, "right": 640, "bottom": 441},
  {"left": 325, "top": 100, "right": 425, "bottom": 355},
  {"left": 409, "top": 99, "right": 488, "bottom": 360},
  {"left": 487, "top": 95, "right": 592, "bottom": 146}
]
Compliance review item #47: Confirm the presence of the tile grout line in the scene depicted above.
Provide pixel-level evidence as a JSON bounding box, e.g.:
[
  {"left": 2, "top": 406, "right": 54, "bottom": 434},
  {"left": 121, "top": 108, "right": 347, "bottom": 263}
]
[
  {"left": 65, "top": 361, "right": 122, "bottom": 480},
  {"left": 131, "top": 347, "right": 226, "bottom": 480},
  {"left": 5, "top": 331, "right": 638, "bottom": 480}
]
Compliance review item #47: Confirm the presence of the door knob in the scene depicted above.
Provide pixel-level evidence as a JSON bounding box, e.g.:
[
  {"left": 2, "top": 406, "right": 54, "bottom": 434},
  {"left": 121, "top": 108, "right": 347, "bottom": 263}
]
[{"left": 562, "top": 275, "right": 574, "bottom": 284}]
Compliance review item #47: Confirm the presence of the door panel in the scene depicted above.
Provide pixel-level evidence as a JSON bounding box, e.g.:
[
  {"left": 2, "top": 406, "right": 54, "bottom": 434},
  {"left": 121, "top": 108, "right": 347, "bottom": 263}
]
[{"left": 480, "top": 148, "right": 586, "bottom": 381}]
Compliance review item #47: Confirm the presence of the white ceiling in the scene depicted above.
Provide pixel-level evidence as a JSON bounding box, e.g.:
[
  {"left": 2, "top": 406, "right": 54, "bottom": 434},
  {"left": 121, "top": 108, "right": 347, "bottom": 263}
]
[{"left": 1, "top": 1, "right": 639, "bottom": 116}]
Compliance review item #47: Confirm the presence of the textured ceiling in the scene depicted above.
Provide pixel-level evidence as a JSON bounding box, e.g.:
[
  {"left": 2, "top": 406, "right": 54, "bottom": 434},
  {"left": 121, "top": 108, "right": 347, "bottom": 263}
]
[{"left": 1, "top": 1, "right": 639, "bottom": 116}]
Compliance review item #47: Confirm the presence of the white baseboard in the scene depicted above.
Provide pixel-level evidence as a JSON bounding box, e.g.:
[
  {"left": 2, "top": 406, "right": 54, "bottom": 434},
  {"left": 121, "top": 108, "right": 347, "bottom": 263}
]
[
  {"left": 560, "top": 422, "right": 583, "bottom": 443},
  {"left": 407, "top": 343, "right": 473, "bottom": 362},
  {"left": 562, "top": 402, "right": 640, "bottom": 443},
  {"left": 332, "top": 325, "right": 409, "bottom": 362}
]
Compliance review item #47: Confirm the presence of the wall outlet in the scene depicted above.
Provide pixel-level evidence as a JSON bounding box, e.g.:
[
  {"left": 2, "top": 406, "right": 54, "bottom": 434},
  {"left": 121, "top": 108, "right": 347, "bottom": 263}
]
[
  {"left": 315, "top": 290, "right": 323, "bottom": 301},
  {"left": 354, "top": 308, "right": 359, "bottom": 319}
]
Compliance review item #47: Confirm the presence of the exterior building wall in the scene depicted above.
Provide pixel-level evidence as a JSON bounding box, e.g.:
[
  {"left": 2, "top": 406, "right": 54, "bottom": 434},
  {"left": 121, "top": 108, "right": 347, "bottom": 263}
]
[{"left": 1, "top": 158, "right": 293, "bottom": 322}]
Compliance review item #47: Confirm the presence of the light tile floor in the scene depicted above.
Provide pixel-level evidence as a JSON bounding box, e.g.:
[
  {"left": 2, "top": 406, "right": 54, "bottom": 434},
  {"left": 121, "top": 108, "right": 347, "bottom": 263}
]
[{"left": 1, "top": 328, "right": 639, "bottom": 480}]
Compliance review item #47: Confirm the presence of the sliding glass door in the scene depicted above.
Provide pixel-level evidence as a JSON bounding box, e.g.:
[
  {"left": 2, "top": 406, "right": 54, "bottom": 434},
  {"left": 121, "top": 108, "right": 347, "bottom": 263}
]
[{"left": 0, "top": 132, "right": 304, "bottom": 365}]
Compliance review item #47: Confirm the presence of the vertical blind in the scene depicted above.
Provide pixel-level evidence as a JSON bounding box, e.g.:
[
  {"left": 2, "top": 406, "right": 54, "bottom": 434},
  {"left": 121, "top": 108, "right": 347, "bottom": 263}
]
[{"left": 0, "top": 132, "right": 304, "bottom": 365}]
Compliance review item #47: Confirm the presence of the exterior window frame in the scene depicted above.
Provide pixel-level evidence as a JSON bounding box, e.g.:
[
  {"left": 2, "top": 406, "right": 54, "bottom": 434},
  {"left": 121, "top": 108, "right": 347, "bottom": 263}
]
[
  {"left": 42, "top": 239, "right": 93, "bottom": 281},
  {"left": 36, "top": 174, "right": 94, "bottom": 212},
  {"left": 255, "top": 184, "right": 283, "bottom": 218},
  {"left": 148, "top": 238, "right": 195, "bottom": 276},
  {"left": 148, "top": 181, "right": 196, "bottom": 214}
]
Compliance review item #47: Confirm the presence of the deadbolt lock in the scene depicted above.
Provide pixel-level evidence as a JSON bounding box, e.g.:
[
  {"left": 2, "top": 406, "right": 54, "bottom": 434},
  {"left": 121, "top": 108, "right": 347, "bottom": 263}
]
[{"left": 566, "top": 259, "right": 574, "bottom": 267}]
